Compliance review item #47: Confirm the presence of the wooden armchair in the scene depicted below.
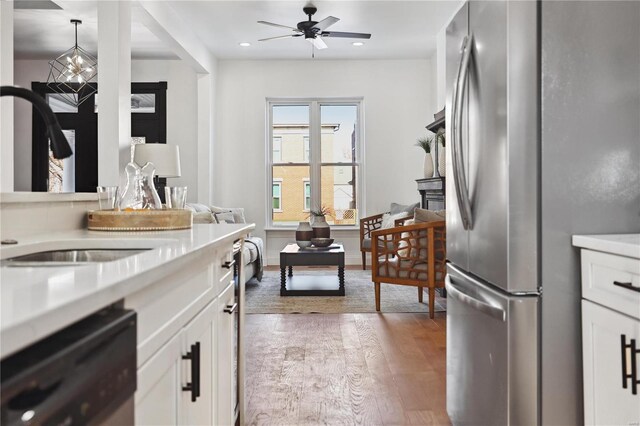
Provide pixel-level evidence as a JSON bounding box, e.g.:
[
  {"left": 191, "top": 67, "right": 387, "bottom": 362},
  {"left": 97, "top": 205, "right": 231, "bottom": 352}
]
[
  {"left": 359, "top": 213, "right": 411, "bottom": 270},
  {"left": 371, "top": 220, "right": 446, "bottom": 319}
]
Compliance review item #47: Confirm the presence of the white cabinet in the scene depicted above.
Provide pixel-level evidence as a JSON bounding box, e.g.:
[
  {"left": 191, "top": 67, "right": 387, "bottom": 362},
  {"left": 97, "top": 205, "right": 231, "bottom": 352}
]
[
  {"left": 130, "top": 239, "right": 245, "bottom": 426},
  {"left": 135, "top": 300, "right": 217, "bottom": 426},
  {"left": 216, "top": 282, "right": 236, "bottom": 426},
  {"left": 181, "top": 300, "right": 216, "bottom": 425},
  {"left": 582, "top": 300, "right": 640, "bottom": 425},
  {"left": 136, "top": 331, "right": 182, "bottom": 425},
  {"left": 575, "top": 235, "right": 640, "bottom": 426}
]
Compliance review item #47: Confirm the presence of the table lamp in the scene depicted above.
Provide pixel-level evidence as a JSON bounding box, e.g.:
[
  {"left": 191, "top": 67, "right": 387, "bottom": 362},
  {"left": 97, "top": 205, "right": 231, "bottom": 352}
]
[{"left": 133, "top": 143, "right": 181, "bottom": 202}]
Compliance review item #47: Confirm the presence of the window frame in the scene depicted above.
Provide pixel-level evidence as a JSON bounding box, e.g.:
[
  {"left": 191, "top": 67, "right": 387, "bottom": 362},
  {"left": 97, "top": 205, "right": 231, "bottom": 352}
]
[
  {"left": 265, "top": 98, "right": 365, "bottom": 229},
  {"left": 303, "top": 179, "right": 311, "bottom": 212},
  {"left": 272, "top": 178, "right": 283, "bottom": 213},
  {"left": 273, "top": 136, "right": 282, "bottom": 163}
]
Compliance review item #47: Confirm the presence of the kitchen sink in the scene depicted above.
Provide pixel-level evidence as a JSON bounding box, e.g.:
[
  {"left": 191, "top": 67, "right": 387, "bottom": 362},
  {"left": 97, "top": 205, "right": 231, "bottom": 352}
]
[
  {"left": 1, "top": 248, "right": 150, "bottom": 267},
  {"left": 0, "top": 238, "right": 176, "bottom": 267}
]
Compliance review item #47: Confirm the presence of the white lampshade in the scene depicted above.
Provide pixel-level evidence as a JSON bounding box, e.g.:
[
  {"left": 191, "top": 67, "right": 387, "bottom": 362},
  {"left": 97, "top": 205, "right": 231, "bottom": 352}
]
[{"left": 133, "top": 144, "right": 181, "bottom": 178}]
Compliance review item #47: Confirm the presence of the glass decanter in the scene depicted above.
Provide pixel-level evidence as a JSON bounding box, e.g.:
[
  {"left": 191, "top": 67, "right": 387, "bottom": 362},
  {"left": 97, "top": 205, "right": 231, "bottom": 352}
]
[{"left": 119, "top": 161, "right": 162, "bottom": 210}]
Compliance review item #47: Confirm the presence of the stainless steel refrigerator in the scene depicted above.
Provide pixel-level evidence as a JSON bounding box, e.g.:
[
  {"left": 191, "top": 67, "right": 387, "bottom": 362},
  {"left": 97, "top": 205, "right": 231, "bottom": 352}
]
[{"left": 444, "top": 1, "right": 640, "bottom": 425}]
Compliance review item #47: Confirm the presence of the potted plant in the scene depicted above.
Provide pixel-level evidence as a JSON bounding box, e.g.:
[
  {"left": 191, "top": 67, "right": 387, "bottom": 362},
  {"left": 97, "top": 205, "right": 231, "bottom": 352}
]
[{"left": 416, "top": 136, "right": 434, "bottom": 178}]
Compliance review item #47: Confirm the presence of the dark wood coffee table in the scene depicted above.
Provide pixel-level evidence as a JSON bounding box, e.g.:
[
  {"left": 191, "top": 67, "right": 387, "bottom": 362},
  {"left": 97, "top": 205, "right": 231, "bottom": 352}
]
[{"left": 279, "top": 243, "right": 345, "bottom": 296}]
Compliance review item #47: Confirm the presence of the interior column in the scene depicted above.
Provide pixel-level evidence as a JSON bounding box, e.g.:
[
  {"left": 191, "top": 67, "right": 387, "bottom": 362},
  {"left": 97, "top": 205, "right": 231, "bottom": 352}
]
[
  {"left": 0, "top": 0, "right": 14, "bottom": 192},
  {"left": 97, "top": 1, "right": 132, "bottom": 186}
]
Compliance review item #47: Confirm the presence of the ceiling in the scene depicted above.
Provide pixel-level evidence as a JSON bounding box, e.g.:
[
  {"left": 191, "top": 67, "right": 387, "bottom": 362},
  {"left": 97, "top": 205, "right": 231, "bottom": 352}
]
[
  {"left": 13, "top": 1, "right": 462, "bottom": 61},
  {"left": 13, "top": 1, "right": 178, "bottom": 60}
]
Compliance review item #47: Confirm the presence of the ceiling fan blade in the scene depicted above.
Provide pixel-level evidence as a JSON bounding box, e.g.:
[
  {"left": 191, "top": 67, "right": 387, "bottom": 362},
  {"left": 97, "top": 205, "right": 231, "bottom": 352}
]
[
  {"left": 307, "top": 37, "right": 328, "bottom": 50},
  {"left": 322, "top": 31, "right": 371, "bottom": 39},
  {"left": 257, "top": 21, "right": 299, "bottom": 31},
  {"left": 259, "top": 34, "right": 296, "bottom": 42},
  {"left": 311, "top": 16, "right": 339, "bottom": 32}
]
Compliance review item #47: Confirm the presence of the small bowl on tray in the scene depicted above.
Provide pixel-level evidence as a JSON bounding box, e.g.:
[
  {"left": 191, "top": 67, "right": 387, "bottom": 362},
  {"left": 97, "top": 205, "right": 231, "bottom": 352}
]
[{"left": 310, "top": 238, "right": 334, "bottom": 248}]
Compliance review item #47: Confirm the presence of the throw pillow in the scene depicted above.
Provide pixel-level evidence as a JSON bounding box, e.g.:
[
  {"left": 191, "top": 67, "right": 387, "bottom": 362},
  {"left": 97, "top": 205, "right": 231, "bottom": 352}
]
[
  {"left": 414, "top": 208, "right": 446, "bottom": 223},
  {"left": 381, "top": 212, "right": 407, "bottom": 229},
  {"left": 215, "top": 211, "right": 236, "bottom": 224},
  {"left": 389, "top": 202, "right": 420, "bottom": 216},
  {"left": 193, "top": 211, "right": 216, "bottom": 224},
  {"left": 397, "top": 219, "right": 415, "bottom": 258},
  {"left": 185, "top": 203, "right": 211, "bottom": 213},
  {"left": 411, "top": 208, "right": 446, "bottom": 259},
  {"left": 210, "top": 205, "right": 246, "bottom": 224}
]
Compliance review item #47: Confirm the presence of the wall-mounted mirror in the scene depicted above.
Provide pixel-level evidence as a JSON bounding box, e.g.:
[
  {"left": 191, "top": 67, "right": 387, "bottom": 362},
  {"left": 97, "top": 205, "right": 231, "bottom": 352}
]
[{"left": 11, "top": 0, "right": 178, "bottom": 193}]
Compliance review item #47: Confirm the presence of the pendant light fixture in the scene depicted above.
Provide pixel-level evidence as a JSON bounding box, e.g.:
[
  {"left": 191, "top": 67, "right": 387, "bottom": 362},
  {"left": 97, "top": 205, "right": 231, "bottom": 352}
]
[{"left": 46, "top": 19, "right": 98, "bottom": 107}]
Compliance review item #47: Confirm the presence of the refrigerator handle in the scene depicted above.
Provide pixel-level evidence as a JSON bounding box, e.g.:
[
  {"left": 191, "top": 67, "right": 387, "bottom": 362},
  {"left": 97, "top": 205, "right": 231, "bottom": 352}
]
[
  {"left": 446, "top": 273, "right": 506, "bottom": 322},
  {"left": 451, "top": 34, "right": 474, "bottom": 230}
]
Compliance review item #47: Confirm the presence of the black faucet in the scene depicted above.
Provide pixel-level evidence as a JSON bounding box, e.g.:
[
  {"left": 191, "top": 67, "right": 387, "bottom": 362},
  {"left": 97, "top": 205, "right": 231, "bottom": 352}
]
[{"left": 0, "top": 86, "right": 72, "bottom": 159}]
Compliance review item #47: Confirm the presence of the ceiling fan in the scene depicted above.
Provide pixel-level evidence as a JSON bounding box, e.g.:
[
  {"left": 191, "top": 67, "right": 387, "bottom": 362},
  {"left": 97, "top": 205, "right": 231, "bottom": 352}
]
[{"left": 257, "top": 5, "right": 371, "bottom": 51}]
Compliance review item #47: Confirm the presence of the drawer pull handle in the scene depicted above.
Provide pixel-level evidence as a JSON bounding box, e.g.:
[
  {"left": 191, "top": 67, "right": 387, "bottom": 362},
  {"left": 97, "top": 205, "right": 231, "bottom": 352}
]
[
  {"left": 621, "top": 335, "right": 639, "bottom": 395},
  {"left": 182, "top": 342, "right": 201, "bottom": 401},
  {"left": 222, "top": 259, "right": 236, "bottom": 270},
  {"left": 224, "top": 303, "right": 238, "bottom": 314},
  {"left": 613, "top": 281, "right": 640, "bottom": 293}
]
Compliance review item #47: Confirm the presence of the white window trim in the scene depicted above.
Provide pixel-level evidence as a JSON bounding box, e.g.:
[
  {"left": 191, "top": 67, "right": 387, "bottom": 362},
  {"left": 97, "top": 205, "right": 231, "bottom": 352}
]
[
  {"left": 265, "top": 97, "right": 365, "bottom": 229},
  {"left": 303, "top": 178, "right": 311, "bottom": 212},
  {"left": 303, "top": 136, "right": 310, "bottom": 163},
  {"left": 272, "top": 136, "right": 282, "bottom": 163},
  {"left": 272, "top": 178, "right": 283, "bottom": 213}
]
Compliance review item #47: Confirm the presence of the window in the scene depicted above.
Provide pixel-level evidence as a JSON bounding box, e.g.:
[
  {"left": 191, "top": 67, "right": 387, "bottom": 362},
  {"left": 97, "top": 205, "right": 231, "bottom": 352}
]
[
  {"left": 273, "top": 136, "right": 282, "bottom": 163},
  {"left": 303, "top": 180, "right": 311, "bottom": 211},
  {"left": 268, "top": 99, "right": 362, "bottom": 227},
  {"left": 303, "top": 136, "right": 310, "bottom": 162},
  {"left": 272, "top": 179, "right": 282, "bottom": 212}
]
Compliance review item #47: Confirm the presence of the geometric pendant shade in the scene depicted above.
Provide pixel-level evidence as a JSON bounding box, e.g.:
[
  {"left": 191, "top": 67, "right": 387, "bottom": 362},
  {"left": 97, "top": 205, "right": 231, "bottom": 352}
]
[{"left": 46, "top": 19, "right": 97, "bottom": 107}]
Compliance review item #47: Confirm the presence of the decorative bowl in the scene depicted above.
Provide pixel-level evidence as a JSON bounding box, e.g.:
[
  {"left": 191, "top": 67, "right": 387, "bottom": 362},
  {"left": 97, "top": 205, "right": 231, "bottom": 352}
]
[
  {"left": 296, "top": 240, "right": 313, "bottom": 249},
  {"left": 311, "top": 238, "right": 334, "bottom": 248}
]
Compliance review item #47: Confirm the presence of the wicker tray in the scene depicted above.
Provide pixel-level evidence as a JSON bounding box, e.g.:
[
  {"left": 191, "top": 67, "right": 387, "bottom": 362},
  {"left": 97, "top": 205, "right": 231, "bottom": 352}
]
[{"left": 88, "top": 209, "right": 192, "bottom": 231}]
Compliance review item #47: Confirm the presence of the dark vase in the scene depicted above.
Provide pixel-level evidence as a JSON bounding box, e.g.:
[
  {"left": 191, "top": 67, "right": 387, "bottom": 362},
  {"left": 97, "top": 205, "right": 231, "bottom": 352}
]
[
  {"left": 311, "top": 215, "right": 330, "bottom": 238},
  {"left": 295, "top": 222, "right": 313, "bottom": 248}
]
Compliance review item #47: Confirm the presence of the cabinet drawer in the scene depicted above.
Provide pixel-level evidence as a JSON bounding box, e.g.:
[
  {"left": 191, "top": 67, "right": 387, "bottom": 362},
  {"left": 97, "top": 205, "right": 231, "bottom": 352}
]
[
  {"left": 582, "top": 300, "right": 640, "bottom": 425},
  {"left": 581, "top": 249, "right": 640, "bottom": 318},
  {"left": 219, "top": 269, "right": 233, "bottom": 294},
  {"left": 214, "top": 246, "right": 235, "bottom": 284},
  {"left": 126, "top": 261, "right": 215, "bottom": 366}
]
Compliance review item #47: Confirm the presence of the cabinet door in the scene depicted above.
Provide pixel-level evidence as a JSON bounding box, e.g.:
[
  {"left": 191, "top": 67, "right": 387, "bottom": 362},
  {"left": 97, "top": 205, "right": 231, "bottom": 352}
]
[
  {"left": 217, "top": 282, "right": 236, "bottom": 426},
  {"left": 582, "top": 300, "right": 640, "bottom": 425},
  {"left": 135, "top": 331, "right": 182, "bottom": 425},
  {"left": 181, "top": 300, "right": 216, "bottom": 426}
]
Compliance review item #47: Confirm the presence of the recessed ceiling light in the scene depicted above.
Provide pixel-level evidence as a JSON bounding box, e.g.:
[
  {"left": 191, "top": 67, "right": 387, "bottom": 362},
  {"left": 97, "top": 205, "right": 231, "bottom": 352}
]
[
  {"left": 352, "top": 42, "right": 364, "bottom": 47},
  {"left": 239, "top": 42, "right": 251, "bottom": 47}
]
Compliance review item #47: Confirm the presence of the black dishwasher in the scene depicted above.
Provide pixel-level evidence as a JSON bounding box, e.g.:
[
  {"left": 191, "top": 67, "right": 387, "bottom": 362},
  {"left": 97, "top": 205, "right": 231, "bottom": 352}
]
[{"left": 1, "top": 307, "right": 136, "bottom": 425}]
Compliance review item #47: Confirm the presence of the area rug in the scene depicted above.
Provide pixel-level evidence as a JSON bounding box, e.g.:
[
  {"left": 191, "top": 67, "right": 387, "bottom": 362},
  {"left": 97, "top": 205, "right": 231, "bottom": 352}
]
[{"left": 245, "top": 269, "right": 447, "bottom": 314}]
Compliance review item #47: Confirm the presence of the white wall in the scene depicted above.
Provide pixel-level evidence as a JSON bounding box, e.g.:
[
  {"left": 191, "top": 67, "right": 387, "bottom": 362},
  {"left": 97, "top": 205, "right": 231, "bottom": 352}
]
[
  {"left": 13, "top": 60, "right": 48, "bottom": 191},
  {"left": 215, "top": 59, "right": 435, "bottom": 264},
  {"left": 131, "top": 60, "right": 198, "bottom": 201},
  {"left": 0, "top": 1, "right": 14, "bottom": 192},
  {"left": 13, "top": 59, "right": 199, "bottom": 201},
  {"left": 436, "top": 28, "right": 447, "bottom": 110}
]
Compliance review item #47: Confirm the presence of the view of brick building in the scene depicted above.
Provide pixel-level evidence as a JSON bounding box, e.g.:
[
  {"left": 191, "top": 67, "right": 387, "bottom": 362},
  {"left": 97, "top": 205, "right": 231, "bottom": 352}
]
[{"left": 272, "top": 123, "right": 356, "bottom": 226}]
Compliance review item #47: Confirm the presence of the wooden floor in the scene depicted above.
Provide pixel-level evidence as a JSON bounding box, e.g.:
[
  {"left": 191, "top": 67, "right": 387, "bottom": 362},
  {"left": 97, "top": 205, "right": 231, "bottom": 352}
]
[{"left": 245, "top": 313, "right": 450, "bottom": 425}]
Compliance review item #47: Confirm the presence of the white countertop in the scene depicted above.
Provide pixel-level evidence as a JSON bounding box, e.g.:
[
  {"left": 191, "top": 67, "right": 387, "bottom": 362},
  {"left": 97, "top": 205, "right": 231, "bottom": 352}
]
[
  {"left": 0, "top": 192, "right": 102, "bottom": 203},
  {"left": 572, "top": 233, "right": 640, "bottom": 259},
  {"left": 0, "top": 224, "right": 254, "bottom": 359}
]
